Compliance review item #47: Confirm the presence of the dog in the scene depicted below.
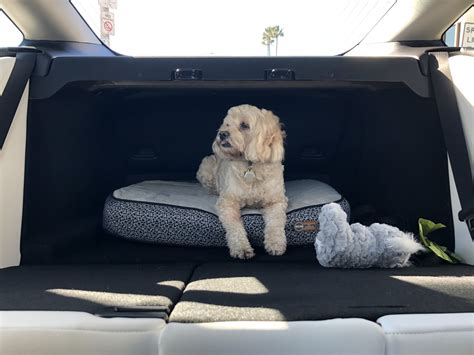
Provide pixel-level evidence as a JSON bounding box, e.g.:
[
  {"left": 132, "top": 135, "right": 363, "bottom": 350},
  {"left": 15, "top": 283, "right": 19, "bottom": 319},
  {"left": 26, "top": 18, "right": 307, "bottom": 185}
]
[{"left": 197, "top": 104, "right": 288, "bottom": 259}]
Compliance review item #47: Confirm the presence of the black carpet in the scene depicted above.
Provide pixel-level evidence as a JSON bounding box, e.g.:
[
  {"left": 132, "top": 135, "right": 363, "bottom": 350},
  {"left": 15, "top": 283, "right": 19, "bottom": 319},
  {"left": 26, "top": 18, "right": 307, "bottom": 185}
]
[
  {"left": 50, "top": 235, "right": 318, "bottom": 264},
  {"left": 169, "top": 262, "right": 474, "bottom": 322},
  {"left": 2, "top": 262, "right": 472, "bottom": 322},
  {"left": 0, "top": 264, "right": 195, "bottom": 315}
]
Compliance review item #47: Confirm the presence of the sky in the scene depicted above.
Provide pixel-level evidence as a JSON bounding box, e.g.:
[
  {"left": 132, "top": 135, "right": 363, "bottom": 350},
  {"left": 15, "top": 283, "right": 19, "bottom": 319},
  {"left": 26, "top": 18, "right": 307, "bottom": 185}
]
[
  {"left": 0, "top": 0, "right": 395, "bottom": 55},
  {"left": 72, "top": 0, "right": 395, "bottom": 56}
]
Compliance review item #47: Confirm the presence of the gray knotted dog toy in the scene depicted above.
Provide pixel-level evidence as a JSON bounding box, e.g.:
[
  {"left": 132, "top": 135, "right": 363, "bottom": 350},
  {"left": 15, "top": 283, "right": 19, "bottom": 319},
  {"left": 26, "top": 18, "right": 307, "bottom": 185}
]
[{"left": 315, "top": 203, "right": 425, "bottom": 268}]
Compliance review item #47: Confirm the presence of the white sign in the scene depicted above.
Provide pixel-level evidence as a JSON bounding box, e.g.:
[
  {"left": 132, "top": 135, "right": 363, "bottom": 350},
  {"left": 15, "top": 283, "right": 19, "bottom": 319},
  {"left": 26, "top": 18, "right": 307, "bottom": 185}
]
[
  {"left": 463, "top": 22, "right": 474, "bottom": 48},
  {"left": 101, "top": 11, "right": 115, "bottom": 35},
  {"left": 99, "top": 0, "right": 117, "bottom": 9}
]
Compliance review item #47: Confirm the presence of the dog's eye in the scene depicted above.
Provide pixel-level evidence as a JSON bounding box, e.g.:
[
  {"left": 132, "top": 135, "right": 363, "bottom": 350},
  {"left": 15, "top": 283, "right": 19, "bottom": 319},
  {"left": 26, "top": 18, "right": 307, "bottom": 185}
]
[{"left": 240, "top": 122, "right": 249, "bottom": 130}]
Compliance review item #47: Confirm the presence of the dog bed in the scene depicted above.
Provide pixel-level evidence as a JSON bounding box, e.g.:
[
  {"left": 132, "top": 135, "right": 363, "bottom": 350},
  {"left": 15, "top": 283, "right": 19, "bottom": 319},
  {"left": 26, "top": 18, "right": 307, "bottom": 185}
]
[{"left": 103, "top": 179, "right": 350, "bottom": 247}]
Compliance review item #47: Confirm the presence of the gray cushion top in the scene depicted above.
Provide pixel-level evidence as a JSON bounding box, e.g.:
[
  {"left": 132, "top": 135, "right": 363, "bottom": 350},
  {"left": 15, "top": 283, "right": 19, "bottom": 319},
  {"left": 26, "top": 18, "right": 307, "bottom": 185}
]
[{"left": 113, "top": 179, "right": 342, "bottom": 215}]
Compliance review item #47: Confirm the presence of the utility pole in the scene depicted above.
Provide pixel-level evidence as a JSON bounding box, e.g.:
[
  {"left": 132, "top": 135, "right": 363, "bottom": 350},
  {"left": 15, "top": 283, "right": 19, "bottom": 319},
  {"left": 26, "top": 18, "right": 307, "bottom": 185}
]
[{"left": 99, "top": 0, "right": 117, "bottom": 46}]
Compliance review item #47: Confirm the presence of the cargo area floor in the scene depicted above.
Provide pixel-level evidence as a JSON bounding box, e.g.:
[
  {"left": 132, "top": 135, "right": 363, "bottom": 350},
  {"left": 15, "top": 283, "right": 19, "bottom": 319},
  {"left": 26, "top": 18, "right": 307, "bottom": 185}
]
[{"left": 0, "top": 263, "right": 472, "bottom": 322}]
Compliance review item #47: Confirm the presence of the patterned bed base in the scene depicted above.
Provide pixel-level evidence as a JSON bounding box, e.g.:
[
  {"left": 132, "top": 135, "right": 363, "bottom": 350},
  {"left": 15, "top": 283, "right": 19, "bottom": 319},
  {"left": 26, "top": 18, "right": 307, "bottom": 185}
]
[{"left": 103, "top": 196, "right": 350, "bottom": 247}]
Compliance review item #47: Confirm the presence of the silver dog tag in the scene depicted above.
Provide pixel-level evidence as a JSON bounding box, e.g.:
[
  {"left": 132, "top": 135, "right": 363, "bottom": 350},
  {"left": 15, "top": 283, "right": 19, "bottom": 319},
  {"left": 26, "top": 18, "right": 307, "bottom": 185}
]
[{"left": 244, "top": 167, "right": 256, "bottom": 182}]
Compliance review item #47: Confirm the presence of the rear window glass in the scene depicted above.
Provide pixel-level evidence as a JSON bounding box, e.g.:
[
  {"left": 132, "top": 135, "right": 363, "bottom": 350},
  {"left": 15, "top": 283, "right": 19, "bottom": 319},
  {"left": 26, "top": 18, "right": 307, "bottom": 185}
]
[
  {"left": 443, "top": 6, "right": 474, "bottom": 48},
  {"left": 72, "top": 0, "right": 395, "bottom": 56},
  {"left": 0, "top": 11, "right": 23, "bottom": 47}
]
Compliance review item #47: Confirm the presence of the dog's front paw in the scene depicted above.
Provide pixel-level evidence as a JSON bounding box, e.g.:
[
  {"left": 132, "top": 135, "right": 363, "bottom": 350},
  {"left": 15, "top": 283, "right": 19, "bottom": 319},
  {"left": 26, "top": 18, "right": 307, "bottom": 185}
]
[
  {"left": 264, "top": 230, "right": 287, "bottom": 256},
  {"left": 229, "top": 245, "right": 256, "bottom": 259},
  {"left": 226, "top": 230, "right": 255, "bottom": 259},
  {"left": 265, "top": 242, "right": 286, "bottom": 256}
]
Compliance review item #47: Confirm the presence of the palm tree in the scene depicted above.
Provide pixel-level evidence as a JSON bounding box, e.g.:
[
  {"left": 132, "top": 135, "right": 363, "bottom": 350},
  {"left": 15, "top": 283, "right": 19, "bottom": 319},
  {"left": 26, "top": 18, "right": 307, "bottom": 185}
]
[
  {"left": 262, "top": 27, "right": 275, "bottom": 56},
  {"left": 271, "top": 26, "right": 284, "bottom": 56},
  {"left": 261, "top": 26, "right": 284, "bottom": 56}
]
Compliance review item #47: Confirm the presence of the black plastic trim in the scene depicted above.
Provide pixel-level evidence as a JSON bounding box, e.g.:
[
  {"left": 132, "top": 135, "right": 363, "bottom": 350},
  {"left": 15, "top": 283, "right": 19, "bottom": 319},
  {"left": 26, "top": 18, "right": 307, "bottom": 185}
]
[
  {"left": 21, "top": 40, "right": 116, "bottom": 57},
  {"left": 172, "top": 68, "right": 203, "bottom": 80},
  {"left": 29, "top": 56, "right": 431, "bottom": 99},
  {"left": 97, "top": 306, "right": 169, "bottom": 320},
  {"left": 264, "top": 68, "right": 295, "bottom": 80}
]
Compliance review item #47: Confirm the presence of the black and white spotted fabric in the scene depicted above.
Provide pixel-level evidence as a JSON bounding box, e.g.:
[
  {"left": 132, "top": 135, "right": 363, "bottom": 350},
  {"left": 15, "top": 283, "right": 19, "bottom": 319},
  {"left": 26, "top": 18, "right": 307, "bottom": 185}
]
[{"left": 103, "top": 180, "right": 350, "bottom": 247}]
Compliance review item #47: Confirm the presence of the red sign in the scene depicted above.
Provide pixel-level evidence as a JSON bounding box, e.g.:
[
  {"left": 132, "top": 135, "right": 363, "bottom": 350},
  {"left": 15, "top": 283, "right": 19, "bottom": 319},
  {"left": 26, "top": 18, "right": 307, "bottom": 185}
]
[{"left": 103, "top": 20, "right": 113, "bottom": 33}]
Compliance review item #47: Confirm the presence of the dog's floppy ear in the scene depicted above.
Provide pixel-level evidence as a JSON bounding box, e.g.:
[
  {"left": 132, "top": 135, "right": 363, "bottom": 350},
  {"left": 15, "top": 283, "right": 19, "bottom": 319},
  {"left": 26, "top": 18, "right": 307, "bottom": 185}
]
[
  {"left": 268, "top": 119, "right": 285, "bottom": 163},
  {"left": 244, "top": 109, "right": 285, "bottom": 163}
]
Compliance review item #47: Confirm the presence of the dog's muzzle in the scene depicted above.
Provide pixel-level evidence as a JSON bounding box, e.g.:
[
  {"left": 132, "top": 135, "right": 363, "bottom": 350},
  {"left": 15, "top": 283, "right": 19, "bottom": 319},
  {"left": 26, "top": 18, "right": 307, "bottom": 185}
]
[
  {"left": 218, "top": 131, "right": 232, "bottom": 148},
  {"left": 219, "top": 131, "right": 229, "bottom": 140}
]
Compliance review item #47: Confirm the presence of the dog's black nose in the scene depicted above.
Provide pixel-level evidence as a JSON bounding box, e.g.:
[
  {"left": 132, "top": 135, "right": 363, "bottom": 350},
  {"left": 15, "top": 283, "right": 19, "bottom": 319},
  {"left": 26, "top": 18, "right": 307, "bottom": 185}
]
[{"left": 219, "top": 131, "right": 230, "bottom": 140}]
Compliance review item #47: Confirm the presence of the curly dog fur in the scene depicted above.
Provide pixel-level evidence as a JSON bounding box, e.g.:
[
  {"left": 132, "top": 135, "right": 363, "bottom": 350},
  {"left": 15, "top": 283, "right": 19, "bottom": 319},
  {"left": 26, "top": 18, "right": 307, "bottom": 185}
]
[{"left": 197, "top": 104, "right": 287, "bottom": 259}]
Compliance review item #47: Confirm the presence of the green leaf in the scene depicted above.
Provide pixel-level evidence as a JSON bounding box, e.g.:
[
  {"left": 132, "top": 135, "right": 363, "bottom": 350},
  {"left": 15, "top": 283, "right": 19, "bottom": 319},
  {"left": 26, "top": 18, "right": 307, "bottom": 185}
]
[
  {"left": 417, "top": 218, "right": 462, "bottom": 263},
  {"left": 444, "top": 247, "right": 462, "bottom": 262},
  {"left": 418, "top": 218, "right": 446, "bottom": 243},
  {"left": 426, "top": 240, "right": 458, "bottom": 263}
]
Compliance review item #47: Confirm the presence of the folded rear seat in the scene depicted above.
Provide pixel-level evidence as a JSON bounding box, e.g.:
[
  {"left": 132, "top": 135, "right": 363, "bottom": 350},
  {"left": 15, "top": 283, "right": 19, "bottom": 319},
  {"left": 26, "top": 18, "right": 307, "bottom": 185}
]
[
  {"left": 378, "top": 313, "right": 474, "bottom": 355},
  {"left": 0, "top": 311, "right": 165, "bottom": 355},
  {"left": 2, "top": 312, "right": 473, "bottom": 355},
  {"left": 0, "top": 264, "right": 195, "bottom": 316},
  {"left": 158, "top": 319, "right": 385, "bottom": 355},
  {"left": 0, "top": 315, "right": 386, "bottom": 355},
  {"left": 169, "top": 262, "right": 474, "bottom": 322}
]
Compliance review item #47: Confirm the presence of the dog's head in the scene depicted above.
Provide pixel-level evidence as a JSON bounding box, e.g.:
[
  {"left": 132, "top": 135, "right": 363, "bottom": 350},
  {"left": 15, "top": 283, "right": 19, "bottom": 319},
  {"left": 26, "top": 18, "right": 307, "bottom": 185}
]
[{"left": 212, "top": 104, "right": 285, "bottom": 163}]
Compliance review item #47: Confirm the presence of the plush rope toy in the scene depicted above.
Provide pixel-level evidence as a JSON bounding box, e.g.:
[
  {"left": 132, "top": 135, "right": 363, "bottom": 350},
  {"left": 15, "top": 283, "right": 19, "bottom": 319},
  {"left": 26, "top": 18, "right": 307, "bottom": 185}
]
[{"left": 315, "top": 203, "right": 425, "bottom": 268}]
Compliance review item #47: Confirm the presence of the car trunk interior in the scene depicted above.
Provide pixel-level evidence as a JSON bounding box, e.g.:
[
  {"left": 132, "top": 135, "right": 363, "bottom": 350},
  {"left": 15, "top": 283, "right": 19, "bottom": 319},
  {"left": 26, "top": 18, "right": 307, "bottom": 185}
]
[{"left": 1, "top": 80, "right": 473, "bottom": 322}]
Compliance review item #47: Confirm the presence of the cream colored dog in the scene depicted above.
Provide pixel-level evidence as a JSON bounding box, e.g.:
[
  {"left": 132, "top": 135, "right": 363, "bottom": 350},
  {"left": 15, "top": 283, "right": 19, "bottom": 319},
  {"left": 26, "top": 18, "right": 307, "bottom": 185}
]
[{"left": 197, "top": 104, "right": 288, "bottom": 259}]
